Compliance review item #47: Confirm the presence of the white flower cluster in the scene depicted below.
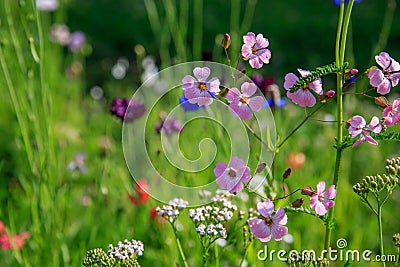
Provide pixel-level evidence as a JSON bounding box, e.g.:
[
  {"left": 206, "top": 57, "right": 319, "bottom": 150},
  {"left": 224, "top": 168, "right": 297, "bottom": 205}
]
[
  {"left": 195, "top": 223, "right": 226, "bottom": 238},
  {"left": 108, "top": 239, "right": 144, "bottom": 260},
  {"left": 189, "top": 192, "right": 237, "bottom": 241},
  {"left": 156, "top": 198, "right": 188, "bottom": 223}
]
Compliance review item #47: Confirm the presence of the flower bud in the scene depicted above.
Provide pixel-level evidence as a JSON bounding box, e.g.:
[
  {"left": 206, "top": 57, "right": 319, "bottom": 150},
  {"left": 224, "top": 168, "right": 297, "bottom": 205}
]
[
  {"left": 325, "top": 90, "right": 335, "bottom": 98},
  {"left": 221, "top": 33, "right": 231, "bottom": 49},
  {"left": 291, "top": 198, "right": 304, "bottom": 208},
  {"left": 282, "top": 168, "right": 291, "bottom": 179},
  {"left": 301, "top": 186, "right": 315, "bottom": 196},
  {"left": 256, "top": 163, "right": 267, "bottom": 173},
  {"left": 393, "top": 233, "right": 400, "bottom": 247},
  {"left": 375, "top": 96, "right": 389, "bottom": 108}
]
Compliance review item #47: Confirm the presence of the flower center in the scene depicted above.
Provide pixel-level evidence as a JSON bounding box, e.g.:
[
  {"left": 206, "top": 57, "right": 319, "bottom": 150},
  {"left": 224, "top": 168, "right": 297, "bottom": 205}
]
[
  {"left": 198, "top": 82, "right": 207, "bottom": 91},
  {"left": 252, "top": 46, "right": 257, "bottom": 55},
  {"left": 264, "top": 217, "right": 272, "bottom": 225},
  {"left": 239, "top": 96, "right": 249, "bottom": 104},
  {"left": 228, "top": 168, "right": 237, "bottom": 178}
]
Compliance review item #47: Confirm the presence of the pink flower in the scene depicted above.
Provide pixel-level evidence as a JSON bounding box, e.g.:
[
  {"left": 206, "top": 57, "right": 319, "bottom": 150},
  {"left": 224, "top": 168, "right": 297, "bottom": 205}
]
[
  {"left": 368, "top": 52, "right": 400, "bottom": 95},
  {"left": 214, "top": 156, "right": 251, "bottom": 194},
  {"left": 182, "top": 67, "right": 220, "bottom": 106},
  {"left": 248, "top": 200, "right": 288, "bottom": 242},
  {"left": 0, "top": 221, "right": 30, "bottom": 250},
  {"left": 348, "top": 115, "right": 382, "bottom": 148},
  {"left": 310, "top": 181, "right": 336, "bottom": 216},
  {"left": 226, "top": 82, "right": 264, "bottom": 120},
  {"left": 284, "top": 69, "right": 323, "bottom": 107},
  {"left": 382, "top": 98, "right": 400, "bottom": 126},
  {"left": 241, "top": 32, "right": 271, "bottom": 69}
]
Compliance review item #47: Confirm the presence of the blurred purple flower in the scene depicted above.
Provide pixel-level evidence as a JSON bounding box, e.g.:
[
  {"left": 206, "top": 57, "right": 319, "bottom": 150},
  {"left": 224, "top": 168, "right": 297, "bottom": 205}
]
[
  {"left": 110, "top": 98, "right": 146, "bottom": 123},
  {"left": 310, "top": 181, "right": 336, "bottom": 216},
  {"left": 67, "top": 153, "right": 86, "bottom": 173},
  {"left": 368, "top": 52, "right": 400, "bottom": 95},
  {"left": 155, "top": 117, "right": 183, "bottom": 135},
  {"left": 241, "top": 32, "right": 271, "bottom": 69},
  {"left": 248, "top": 200, "right": 288, "bottom": 242},
  {"left": 68, "top": 31, "right": 86, "bottom": 53},
  {"left": 36, "top": 0, "right": 59, "bottom": 11}
]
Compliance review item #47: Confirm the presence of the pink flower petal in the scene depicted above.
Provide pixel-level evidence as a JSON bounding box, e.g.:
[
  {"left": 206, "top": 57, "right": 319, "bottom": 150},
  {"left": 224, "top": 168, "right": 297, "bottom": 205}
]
[
  {"left": 377, "top": 79, "right": 391, "bottom": 95},
  {"left": 208, "top": 77, "right": 221, "bottom": 94},
  {"left": 241, "top": 82, "right": 257, "bottom": 97},
  {"left": 249, "top": 57, "right": 263, "bottom": 69},
  {"left": 229, "top": 103, "right": 252, "bottom": 120},
  {"left": 322, "top": 185, "right": 336, "bottom": 199},
  {"left": 226, "top": 87, "right": 241, "bottom": 103},
  {"left": 258, "top": 49, "right": 271, "bottom": 64},
  {"left": 214, "top": 162, "right": 228, "bottom": 178},
  {"left": 352, "top": 135, "right": 366, "bottom": 148},
  {"left": 297, "top": 69, "right": 311, "bottom": 77},
  {"left": 193, "top": 67, "right": 210, "bottom": 82},
  {"left": 322, "top": 199, "right": 335, "bottom": 211},
  {"left": 287, "top": 89, "right": 316, "bottom": 107},
  {"left": 310, "top": 195, "right": 318, "bottom": 209},
  {"left": 272, "top": 207, "right": 287, "bottom": 225},
  {"left": 375, "top": 52, "right": 392, "bottom": 70},
  {"left": 271, "top": 224, "right": 288, "bottom": 241},
  {"left": 243, "top": 32, "right": 256, "bottom": 46},
  {"left": 229, "top": 156, "right": 245, "bottom": 169},
  {"left": 284, "top": 73, "right": 298, "bottom": 90},
  {"left": 368, "top": 116, "right": 382, "bottom": 133},
  {"left": 241, "top": 44, "right": 253, "bottom": 59},
  {"left": 368, "top": 68, "right": 384, "bottom": 87},
  {"left": 255, "top": 34, "right": 269, "bottom": 48},
  {"left": 249, "top": 96, "right": 264, "bottom": 112},
  {"left": 229, "top": 182, "right": 244, "bottom": 193},
  {"left": 316, "top": 181, "right": 326, "bottom": 195},
  {"left": 240, "top": 166, "right": 251, "bottom": 182},
  {"left": 257, "top": 200, "right": 274, "bottom": 218},
  {"left": 364, "top": 133, "right": 378, "bottom": 145},
  {"left": 196, "top": 96, "right": 213, "bottom": 106},
  {"left": 249, "top": 218, "right": 271, "bottom": 242},
  {"left": 314, "top": 201, "right": 328, "bottom": 216},
  {"left": 182, "top": 75, "right": 196, "bottom": 90},
  {"left": 309, "top": 78, "right": 323, "bottom": 95}
]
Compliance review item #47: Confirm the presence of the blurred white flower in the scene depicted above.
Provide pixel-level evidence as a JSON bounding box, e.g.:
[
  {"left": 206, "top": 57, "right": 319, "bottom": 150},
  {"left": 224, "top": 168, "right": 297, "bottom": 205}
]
[{"left": 36, "top": 0, "right": 59, "bottom": 11}]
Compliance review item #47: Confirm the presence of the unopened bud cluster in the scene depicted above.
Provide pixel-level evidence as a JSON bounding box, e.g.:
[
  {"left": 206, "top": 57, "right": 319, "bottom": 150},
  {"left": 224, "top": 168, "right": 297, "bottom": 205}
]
[
  {"left": 83, "top": 239, "right": 144, "bottom": 267},
  {"left": 393, "top": 233, "right": 400, "bottom": 247},
  {"left": 385, "top": 156, "right": 400, "bottom": 176},
  {"left": 156, "top": 198, "right": 188, "bottom": 223},
  {"left": 286, "top": 257, "right": 329, "bottom": 267},
  {"left": 83, "top": 248, "right": 115, "bottom": 267},
  {"left": 353, "top": 173, "right": 398, "bottom": 197},
  {"left": 242, "top": 225, "right": 253, "bottom": 247}
]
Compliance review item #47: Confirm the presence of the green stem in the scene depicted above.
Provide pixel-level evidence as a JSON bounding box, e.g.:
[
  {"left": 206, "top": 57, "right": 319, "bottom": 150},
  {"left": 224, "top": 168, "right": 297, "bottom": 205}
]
[
  {"left": 203, "top": 244, "right": 210, "bottom": 267},
  {"left": 173, "top": 226, "right": 189, "bottom": 267},
  {"left": 325, "top": 0, "right": 355, "bottom": 250},
  {"left": 377, "top": 201, "right": 386, "bottom": 267},
  {"left": 214, "top": 243, "right": 219, "bottom": 267},
  {"left": 278, "top": 102, "right": 328, "bottom": 149}
]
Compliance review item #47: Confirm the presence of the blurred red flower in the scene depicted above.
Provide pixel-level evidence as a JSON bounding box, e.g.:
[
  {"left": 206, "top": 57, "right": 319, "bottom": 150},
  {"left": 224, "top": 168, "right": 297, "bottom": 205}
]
[
  {"left": 128, "top": 179, "right": 149, "bottom": 205},
  {"left": 0, "top": 221, "right": 30, "bottom": 250}
]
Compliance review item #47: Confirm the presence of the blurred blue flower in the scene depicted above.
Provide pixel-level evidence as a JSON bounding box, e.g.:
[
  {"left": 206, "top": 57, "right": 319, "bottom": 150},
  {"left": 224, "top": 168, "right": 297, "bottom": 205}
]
[
  {"left": 333, "top": 0, "right": 361, "bottom": 6},
  {"left": 67, "top": 153, "right": 86, "bottom": 173},
  {"left": 263, "top": 98, "right": 287, "bottom": 108},
  {"left": 179, "top": 95, "right": 202, "bottom": 112}
]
